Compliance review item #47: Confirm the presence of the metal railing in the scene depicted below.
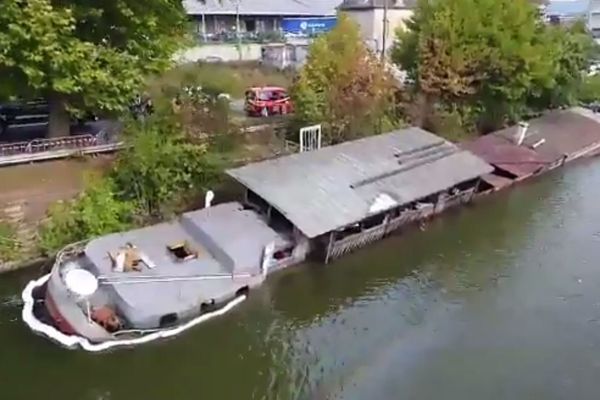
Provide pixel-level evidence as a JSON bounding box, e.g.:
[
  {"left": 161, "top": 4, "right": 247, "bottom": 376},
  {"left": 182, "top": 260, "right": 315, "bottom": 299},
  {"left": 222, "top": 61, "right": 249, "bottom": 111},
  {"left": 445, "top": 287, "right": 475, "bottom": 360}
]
[
  {"left": 0, "top": 134, "right": 101, "bottom": 157},
  {"left": 195, "top": 31, "right": 285, "bottom": 45},
  {"left": 0, "top": 131, "right": 124, "bottom": 166}
]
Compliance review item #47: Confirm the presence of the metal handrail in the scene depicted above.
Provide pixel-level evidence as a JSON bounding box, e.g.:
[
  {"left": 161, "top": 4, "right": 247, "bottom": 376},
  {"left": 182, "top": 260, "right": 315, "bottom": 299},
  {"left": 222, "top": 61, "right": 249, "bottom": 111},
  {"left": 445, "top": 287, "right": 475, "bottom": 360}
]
[
  {"left": 0, "top": 134, "right": 105, "bottom": 157},
  {"left": 98, "top": 272, "right": 254, "bottom": 285}
]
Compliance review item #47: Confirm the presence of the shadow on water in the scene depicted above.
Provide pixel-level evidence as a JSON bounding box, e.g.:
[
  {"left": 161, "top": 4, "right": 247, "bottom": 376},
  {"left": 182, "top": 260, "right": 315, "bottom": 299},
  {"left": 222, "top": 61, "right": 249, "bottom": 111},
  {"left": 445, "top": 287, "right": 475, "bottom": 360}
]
[{"left": 2, "top": 161, "right": 600, "bottom": 400}]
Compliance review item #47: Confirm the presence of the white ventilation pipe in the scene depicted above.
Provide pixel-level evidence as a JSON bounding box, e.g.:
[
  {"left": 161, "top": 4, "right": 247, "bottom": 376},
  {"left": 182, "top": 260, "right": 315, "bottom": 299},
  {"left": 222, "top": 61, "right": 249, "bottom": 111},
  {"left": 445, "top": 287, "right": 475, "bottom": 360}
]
[
  {"left": 516, "top": 122, "right": 529, "bottom": 146},
  {"left": 205, "top": 190, "right": 214, "bottom": 208},
  {"left": 532, "top": 138, "right": 546, "bottom": 149},
  {"left": 261, "top": 242, "right": 275, "bottom": 277}
]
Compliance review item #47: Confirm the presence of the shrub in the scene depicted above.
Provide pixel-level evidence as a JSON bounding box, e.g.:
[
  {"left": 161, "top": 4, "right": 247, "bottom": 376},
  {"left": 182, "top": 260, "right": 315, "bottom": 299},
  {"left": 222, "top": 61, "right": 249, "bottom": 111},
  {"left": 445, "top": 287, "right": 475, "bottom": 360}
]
[
  {"left": 149, "top": 61, "right": 293, "bottom": 100},
  {"left": 38, "top": 178, "right": 135, "bottom": 255},
  {"left": 0, "top": 220, "right": 20, "bottom": 262},
  {"left": 111, "top": 113, "right": 223, "bottom": 217},
  {"left": 578, "top": 75, "right": 600, "bottom": 104}
]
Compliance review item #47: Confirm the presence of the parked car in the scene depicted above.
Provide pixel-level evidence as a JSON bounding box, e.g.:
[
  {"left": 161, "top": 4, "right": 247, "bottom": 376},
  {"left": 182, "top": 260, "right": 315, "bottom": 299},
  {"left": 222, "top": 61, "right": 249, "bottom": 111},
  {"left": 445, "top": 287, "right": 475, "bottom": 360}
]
[
  {"left": 244, "top": 86, "right": 293, "bottom": 117},
  {"left": 0, "top": 99, "right": 97, "bottom": 135}
]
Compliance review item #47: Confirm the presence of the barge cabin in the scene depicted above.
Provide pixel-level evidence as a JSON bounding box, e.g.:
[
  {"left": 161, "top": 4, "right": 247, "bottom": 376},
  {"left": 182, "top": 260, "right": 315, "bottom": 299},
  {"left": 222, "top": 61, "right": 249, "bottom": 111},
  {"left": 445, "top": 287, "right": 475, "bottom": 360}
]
[
  {"left": 465, "top": 107, "right": 600, "bottom": 192},
  {"left": 227, "top": 127, "right": 493, "bottom": 263}
]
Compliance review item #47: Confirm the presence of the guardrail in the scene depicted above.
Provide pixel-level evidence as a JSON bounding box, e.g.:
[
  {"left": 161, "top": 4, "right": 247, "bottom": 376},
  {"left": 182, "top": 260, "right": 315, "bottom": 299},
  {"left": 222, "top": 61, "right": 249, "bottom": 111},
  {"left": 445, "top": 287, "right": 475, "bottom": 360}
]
[{"left": 0, "top": 133, "right": 124, "bottom": 167}]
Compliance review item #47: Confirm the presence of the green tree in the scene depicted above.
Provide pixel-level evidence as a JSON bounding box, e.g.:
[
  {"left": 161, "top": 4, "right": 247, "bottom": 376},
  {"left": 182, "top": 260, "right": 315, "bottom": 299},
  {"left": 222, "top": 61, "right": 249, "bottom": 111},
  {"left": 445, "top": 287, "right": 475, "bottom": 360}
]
[
  {"left": 39, "top": 177, "right": 135, "bottom": 254},
  {"left": 0, "top": 0, "right": 187, "bottom": 137},
  {"left": 37, "top": 104, "right": 225, "bottom": 254},
  {"left": 291, "top": 13, "right": 397, "bottom": 144},
  {"left": 111, "top": 113, "right": 223, "bottom": 217},
  {"left": 393, "top": 0, "right": 596, "bottom": 134}
]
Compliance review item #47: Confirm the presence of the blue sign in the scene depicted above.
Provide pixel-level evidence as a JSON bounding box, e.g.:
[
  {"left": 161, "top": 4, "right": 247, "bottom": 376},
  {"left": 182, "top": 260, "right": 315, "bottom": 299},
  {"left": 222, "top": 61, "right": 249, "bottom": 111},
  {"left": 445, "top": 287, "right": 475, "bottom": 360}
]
[{"left": 282, "top": 17, "right": 337, "bottom": 36}]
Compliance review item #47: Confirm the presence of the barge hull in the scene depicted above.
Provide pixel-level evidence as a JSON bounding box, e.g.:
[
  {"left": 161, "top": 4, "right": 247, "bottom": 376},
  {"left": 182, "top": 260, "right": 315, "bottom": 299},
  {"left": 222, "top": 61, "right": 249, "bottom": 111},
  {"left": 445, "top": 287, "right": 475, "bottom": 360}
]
[{"left": 22, "top": 274, "right": 247, "bottom": 352}]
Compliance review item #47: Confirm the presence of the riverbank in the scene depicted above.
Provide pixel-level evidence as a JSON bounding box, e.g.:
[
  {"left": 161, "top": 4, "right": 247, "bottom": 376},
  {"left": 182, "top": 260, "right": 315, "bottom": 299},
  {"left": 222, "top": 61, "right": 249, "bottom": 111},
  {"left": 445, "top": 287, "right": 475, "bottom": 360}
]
[
  {"left": 0, "top": 124, "right": 289, "bottom": 271},
  {"left": 3, "top": 107, "right": 600, "bottom": 273}
]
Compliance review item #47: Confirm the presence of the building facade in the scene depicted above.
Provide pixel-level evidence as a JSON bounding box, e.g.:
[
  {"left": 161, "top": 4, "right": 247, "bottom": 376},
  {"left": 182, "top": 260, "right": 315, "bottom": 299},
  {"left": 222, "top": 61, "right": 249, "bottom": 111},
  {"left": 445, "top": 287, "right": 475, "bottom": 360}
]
[
  {"left": 339, "top": 0, "right": 416, "bottom": 53},
  {"left": 183, "top": 0, "right": 340, "bottom": 42}
]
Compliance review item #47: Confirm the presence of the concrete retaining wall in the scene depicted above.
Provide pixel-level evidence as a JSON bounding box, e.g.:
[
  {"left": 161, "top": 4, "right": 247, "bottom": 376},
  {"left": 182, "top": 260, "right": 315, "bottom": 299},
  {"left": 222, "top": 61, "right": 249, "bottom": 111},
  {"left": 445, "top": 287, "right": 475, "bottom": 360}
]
[{"left": 175, "top": 43, "right": 264, "bottom": 63}]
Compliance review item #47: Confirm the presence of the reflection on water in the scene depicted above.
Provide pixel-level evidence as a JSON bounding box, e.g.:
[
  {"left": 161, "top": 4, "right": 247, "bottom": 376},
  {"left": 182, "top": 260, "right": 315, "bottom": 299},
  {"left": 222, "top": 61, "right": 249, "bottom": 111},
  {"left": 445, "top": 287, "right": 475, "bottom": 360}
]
[{"left": 2, "top": 161, "right": 600, "bottom": 399}]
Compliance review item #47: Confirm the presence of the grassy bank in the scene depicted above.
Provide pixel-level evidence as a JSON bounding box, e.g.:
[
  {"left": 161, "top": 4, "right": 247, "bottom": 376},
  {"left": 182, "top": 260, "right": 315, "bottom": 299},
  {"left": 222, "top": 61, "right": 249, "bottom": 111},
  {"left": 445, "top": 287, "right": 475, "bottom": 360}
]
[{"left": 148, "top": 61, "right": 294, "bottom": 99}]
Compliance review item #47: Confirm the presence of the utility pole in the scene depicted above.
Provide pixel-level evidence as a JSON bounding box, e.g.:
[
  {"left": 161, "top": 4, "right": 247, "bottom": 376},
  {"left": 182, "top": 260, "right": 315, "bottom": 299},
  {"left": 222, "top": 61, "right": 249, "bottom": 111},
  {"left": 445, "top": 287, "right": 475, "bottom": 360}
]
[
  {"left": 381, "top": 0, "right": 389, "bottom": 62},
  {"left": 236, "top": 1, "right": 242, "bottom": 60}
]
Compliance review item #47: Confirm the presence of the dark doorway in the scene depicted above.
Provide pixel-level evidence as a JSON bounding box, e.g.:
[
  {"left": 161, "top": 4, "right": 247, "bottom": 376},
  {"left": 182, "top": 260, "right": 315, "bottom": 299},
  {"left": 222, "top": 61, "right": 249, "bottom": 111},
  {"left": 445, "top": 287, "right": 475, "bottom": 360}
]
[{"left": 245, "top": 19, "right": 256, "bottom": 32}]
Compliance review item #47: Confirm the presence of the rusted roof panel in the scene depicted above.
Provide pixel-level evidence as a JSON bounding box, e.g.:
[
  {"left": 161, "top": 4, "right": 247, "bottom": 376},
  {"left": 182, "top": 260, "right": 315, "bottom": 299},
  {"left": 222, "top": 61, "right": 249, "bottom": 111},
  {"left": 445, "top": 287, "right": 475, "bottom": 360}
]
[
  {"left": 461, "top": 134, "right": 548, "bottom": 178},
  {"left": 494, "top": 108, "right": 600, "bottom": 162}
]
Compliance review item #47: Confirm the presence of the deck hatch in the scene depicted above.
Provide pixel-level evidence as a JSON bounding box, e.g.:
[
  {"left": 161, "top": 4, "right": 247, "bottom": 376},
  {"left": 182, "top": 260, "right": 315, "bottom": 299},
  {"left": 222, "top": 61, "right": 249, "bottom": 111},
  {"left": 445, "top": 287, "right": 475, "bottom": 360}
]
[{"left": 168, "top": 241, "right": 197, "bottom": 262}]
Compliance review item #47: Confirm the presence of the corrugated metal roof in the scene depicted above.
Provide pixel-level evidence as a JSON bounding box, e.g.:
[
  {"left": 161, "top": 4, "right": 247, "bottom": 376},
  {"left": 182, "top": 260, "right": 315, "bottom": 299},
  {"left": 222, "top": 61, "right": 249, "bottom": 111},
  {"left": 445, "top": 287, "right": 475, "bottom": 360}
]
[
  {"left": 461, "top": 134, "right": 549, "bottom": 178},
  {"left": 227, "top": 128, "right": 493, "bottom": 238},
  {"left": 494, "top": 108, "right": 600, "bottom": 162},
  {"left": 339, "top": 0, "right": 416, "bottom": 9},
  {"left": 183, "top": 0, "right": 340, "bottom": 16}
]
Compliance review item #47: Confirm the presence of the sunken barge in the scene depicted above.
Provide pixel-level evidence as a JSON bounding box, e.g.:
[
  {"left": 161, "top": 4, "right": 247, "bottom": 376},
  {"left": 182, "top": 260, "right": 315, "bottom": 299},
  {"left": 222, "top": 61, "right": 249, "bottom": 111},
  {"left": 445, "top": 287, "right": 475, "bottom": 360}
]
[{"left": 22, "top": 108, "right": 600, "bottom": 350}]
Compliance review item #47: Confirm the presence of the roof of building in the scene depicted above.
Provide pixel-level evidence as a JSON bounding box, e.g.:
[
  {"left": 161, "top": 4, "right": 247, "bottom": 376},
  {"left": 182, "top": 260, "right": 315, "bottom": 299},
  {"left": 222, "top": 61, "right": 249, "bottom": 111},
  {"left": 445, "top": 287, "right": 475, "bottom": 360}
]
[
  {"left": 545, "top": 0, "right": 588, "bottom": 16},
  {"left": 461, "top": 134, "right": 550, "bottom": 179},
  {"left": 183, "top": 0, "right": 341, "bottom": 16},
  {"left": 494, "top": 108, "right": 600, "bottom": 162},
  {"left": 227, "top": 128, "right": 493, "bottom": 238},
  {"left": 339, "top": 0, "right": 416, "bottom": 10},
  {"left": 84, "top": 202, "right": 289, "bottom": 327}
]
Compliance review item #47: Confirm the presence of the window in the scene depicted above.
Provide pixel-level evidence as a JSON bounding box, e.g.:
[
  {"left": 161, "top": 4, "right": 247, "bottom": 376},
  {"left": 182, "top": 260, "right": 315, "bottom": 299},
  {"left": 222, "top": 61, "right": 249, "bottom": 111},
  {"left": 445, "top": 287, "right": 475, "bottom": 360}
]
[
  {"left": 168, "top": 242, "right": 197, "bottom": 261},
  {"left": 257, "top": 90, "right": 274, "bottom": 101}
]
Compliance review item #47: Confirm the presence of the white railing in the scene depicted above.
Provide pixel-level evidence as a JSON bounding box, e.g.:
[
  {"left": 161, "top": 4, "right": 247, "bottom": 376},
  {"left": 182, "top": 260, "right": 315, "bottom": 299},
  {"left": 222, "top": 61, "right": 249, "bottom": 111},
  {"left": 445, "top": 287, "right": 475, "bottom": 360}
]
[{"left": 299, "top": 124, "right": 322, "bottom": 153}]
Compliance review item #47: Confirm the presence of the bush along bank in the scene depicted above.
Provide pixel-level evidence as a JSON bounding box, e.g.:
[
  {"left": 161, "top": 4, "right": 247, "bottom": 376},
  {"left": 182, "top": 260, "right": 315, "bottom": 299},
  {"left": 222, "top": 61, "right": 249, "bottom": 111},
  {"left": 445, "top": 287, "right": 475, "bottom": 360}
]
[{"left": 0, "top": 219, "right": 20, "bottom": 268}]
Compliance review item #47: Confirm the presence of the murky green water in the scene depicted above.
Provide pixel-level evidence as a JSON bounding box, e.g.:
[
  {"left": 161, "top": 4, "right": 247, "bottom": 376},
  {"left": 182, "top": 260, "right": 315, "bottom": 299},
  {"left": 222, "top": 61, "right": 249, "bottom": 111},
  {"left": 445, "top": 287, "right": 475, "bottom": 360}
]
[{"left": 2, "top": 160, "right": 600, "bottom": 400}]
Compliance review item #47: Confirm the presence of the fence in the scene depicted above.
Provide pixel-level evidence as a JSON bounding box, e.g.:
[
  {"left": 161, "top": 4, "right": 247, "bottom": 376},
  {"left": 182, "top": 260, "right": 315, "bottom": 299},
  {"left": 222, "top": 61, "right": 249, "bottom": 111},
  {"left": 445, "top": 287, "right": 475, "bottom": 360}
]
[
  {"left": 0, "top": 133, "right": 124, "bottom": 167},
  {"left": 196, "top": 31, "right": 285, "bottom": 45},
  {"left": 0, "top": 134, "right": 98, "bottom": 157},
  {"left": 326, "top": 223, "right": 388, "bottom": 262}
]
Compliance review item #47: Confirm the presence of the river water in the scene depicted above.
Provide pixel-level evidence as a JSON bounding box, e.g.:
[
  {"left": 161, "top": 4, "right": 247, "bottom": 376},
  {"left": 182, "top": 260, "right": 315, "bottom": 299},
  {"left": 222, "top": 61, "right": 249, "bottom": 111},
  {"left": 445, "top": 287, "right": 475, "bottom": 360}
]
[{"left": 2, "top": 160, "right": 600, "bottom": 399}]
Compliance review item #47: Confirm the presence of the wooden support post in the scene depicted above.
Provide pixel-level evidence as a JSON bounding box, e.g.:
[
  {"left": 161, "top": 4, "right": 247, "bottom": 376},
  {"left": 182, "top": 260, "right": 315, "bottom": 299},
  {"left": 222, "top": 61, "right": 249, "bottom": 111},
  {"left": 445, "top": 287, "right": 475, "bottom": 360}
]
[
  {"left": 382, "top": 212, "right": 391, "bottom": 237},
  {"left": 470, "top": 179, "right": 481, "bottom": 201},
  {"left": 324, "top": 232, "right": 335, "bottom": 264}
]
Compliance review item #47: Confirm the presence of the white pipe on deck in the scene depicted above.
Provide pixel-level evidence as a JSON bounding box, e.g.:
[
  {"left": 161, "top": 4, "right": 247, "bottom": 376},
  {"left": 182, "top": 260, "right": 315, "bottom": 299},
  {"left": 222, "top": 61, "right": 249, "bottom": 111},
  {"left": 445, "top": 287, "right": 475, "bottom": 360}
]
[{"left": 100, "top": 274, "right": 253, "bottom": 285}]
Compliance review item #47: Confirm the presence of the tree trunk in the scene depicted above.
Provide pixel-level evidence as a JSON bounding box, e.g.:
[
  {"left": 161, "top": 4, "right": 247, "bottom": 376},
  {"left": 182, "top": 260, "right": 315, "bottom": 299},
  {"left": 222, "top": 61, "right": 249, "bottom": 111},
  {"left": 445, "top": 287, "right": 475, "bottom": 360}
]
[{"left": 47, "top": 92, "right": 70, "bottom": 138}]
